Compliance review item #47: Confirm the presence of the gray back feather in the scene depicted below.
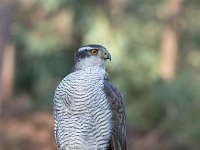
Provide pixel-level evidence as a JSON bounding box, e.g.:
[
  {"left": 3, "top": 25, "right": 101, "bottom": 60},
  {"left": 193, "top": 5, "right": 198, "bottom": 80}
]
[{"left": 103, "top": 80, "right": 127, "bottom": 150}]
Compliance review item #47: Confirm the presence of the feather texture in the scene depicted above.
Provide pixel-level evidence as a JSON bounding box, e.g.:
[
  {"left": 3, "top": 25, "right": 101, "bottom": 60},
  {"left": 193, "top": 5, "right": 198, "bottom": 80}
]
[
  {"left": 104, "top": 80, "right": 127, "bottom": 150},
  {"left": 54, "top": 68, "right": 112, "bottom": 150},
  {"left": 53, "top": 44, "right": 126, "bottom": 150}
]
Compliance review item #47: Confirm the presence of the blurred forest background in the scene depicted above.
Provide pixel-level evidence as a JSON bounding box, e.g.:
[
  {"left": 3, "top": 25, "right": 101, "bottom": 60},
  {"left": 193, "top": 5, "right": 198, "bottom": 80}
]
[{"left": 0, "top": 0, "right": 200, "bottom": 150}]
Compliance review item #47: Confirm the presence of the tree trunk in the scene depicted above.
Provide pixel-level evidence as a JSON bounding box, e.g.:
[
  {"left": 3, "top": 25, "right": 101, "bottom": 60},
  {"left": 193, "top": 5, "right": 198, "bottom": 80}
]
[
  {"left": 0, "top": 0, "right": 16, "bottom": 112},
  {"left": 160, "top": 0, "right": 182, "bottom": 81}
]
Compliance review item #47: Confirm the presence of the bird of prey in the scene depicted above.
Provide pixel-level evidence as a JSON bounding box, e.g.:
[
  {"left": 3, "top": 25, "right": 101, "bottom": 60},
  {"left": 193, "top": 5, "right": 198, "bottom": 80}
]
[{"left": 53, "top": 44, "right": 126, "bottom": 150}]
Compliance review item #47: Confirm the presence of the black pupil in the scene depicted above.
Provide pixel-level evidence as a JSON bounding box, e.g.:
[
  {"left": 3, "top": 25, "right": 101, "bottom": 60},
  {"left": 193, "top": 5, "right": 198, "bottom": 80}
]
[{"left": 92, "top": 50, "right": 97, "bottom": 54}]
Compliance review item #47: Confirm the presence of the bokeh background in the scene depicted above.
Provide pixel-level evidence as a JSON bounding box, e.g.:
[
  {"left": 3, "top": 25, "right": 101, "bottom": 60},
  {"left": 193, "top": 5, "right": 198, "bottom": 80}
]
[{"left": 0, "top": 0, "right": 200, "bottom": 149}]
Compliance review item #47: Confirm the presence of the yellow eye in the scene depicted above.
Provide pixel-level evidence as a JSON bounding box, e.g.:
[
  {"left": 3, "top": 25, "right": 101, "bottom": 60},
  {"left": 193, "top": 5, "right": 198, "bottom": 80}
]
[{"left": 90, "top": 49, "right": 98, "bottom": 55}]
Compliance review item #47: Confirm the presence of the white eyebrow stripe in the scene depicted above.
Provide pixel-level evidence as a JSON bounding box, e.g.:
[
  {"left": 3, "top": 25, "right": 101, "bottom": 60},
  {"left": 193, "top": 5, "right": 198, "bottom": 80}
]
[{"left": 78, "top": 46, "right": 93, "bottom": 52}]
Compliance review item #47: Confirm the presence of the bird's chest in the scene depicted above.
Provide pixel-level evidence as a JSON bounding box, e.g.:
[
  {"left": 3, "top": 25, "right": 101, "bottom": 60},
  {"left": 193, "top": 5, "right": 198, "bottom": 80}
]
[
  {"left": 66, "top": 76, "right": 103, "bottom": 109},
  {"left": 64, "top": 78, "right": 112, "bottom": 149}
]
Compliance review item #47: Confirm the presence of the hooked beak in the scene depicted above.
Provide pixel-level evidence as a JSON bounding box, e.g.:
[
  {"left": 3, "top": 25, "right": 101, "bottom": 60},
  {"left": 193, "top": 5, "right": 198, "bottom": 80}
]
[{"left": 102, "top": 52, "right": 111, "bottom": 61}]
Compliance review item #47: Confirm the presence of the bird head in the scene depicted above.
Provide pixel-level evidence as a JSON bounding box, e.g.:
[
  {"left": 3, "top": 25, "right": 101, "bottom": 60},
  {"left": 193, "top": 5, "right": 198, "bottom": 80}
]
[{"left": 74, "top": 44, "right": 111, "bottom": 71}]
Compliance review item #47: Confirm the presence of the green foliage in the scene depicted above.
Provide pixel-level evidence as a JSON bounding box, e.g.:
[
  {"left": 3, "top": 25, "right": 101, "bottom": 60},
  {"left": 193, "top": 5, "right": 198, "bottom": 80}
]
[{"left": 155, "top": 73, "right": 200, "bottom": 147}]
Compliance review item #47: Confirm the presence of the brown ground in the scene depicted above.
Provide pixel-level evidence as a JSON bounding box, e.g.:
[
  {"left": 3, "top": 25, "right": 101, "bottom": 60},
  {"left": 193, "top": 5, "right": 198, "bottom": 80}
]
[
  {"left": 0, "top": 111, "right": 56, "bottom": 150},
  {"left": 0, "top": 111, "right": 171, "bottom": 150}
]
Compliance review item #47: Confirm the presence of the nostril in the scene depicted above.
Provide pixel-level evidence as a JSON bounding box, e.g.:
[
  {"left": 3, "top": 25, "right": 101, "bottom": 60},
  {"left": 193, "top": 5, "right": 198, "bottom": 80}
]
[{"left": 104, "top": 52, "right": 107, "bottom": 55}]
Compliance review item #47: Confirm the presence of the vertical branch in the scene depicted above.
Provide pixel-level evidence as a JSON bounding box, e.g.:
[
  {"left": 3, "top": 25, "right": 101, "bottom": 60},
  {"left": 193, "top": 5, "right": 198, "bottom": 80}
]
[
  {"left": 0, "top": 0, "right": 16, "bottom": 111},
  {"left": 1, "top": 44, "right": 15, "bottom": 100},
  {"left": 160, "top": 0, "right": 182, "bottom": 81}
]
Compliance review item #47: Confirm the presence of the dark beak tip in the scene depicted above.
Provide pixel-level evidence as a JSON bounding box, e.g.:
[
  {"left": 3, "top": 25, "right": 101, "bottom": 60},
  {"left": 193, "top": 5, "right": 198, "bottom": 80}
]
[
  {"left": 108, "top": 53, "right": 111, "bottom": 61},
  {"left": 106, "top": 56, "right": 111, "bottom": 61}
]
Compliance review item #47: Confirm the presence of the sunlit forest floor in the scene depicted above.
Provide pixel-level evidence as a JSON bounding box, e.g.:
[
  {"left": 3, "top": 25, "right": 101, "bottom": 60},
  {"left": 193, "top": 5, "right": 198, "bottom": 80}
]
[{"left": 0, "top": 110, "right": 172, "bottom": 150}]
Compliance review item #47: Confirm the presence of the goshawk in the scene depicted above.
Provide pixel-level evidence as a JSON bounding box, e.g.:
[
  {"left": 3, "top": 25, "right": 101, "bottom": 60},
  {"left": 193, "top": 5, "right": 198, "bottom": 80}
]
[{"left": 54, "top": 44, "right": 126, "bottom": 150}]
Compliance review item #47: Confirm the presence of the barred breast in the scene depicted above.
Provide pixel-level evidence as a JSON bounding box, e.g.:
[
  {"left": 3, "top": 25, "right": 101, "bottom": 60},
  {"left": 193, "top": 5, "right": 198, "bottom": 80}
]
[{"left": 54, "top": 68, "right": 112, "bottom": 150}]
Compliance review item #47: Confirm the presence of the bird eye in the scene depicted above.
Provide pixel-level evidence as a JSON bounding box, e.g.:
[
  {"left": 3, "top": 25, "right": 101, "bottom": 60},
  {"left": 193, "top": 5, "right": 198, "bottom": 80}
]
[{"left": 90, "top": 49, "right": 98, "bottom": 55}]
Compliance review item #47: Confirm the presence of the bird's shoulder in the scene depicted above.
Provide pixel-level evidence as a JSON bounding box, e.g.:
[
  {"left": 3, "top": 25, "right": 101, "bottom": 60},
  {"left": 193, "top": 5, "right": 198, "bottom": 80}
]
[
  {"left": 103, "top": 80, "right": 123, "bottom": 100},
  {"left": 56, "top": 71, "right": 79, "bottom": 88}
]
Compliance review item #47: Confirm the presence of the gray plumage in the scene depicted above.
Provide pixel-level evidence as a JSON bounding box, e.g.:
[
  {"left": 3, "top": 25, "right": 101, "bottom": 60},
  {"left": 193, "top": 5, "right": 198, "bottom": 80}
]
[{"left": 54, "top": 44, "right": 127, "bottom": 150}]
